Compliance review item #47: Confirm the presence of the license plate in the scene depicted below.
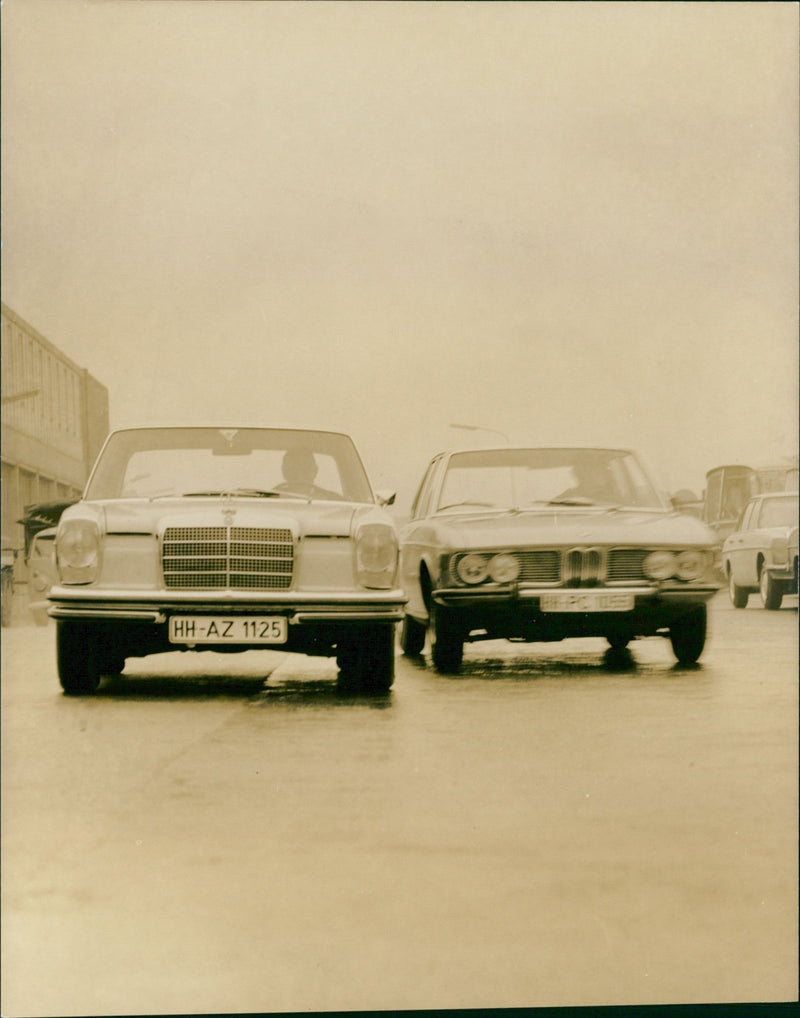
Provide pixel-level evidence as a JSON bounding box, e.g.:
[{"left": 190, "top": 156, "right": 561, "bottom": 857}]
[
  {"left": 540, "top": 592, "right": 634, "bottom": 613},
  {"left": 168, "top": 615, "right": 288, "bottom": 644}
]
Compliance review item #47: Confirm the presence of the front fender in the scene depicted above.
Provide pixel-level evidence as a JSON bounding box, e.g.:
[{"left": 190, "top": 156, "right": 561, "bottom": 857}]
[{"left": 400, "top": 547, "right": 441, "bottom": 622}]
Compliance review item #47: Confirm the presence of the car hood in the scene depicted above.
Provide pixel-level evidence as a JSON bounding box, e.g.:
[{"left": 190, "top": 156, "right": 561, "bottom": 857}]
[
  {"left": 425, "top": 507, "right": 715, "bottom": 549},
  {"left": 69, "top": 499, "right": 370, "bottom": 538}
]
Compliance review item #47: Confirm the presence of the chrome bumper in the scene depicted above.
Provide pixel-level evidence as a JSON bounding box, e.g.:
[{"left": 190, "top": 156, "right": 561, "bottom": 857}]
[
  {"left": 48, "top": 588, "right": 407, "bottom": 625},
  {"left": 433, "top": 583, "right": 718, "bottom": 607},
  {"left": 764, "top": 564, "right": 797, "bottom": 583}
]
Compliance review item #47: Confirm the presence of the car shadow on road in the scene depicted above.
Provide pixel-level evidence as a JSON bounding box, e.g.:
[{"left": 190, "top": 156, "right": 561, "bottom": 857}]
[{"left": 94, "top": 673, "right": 270, "bottom": 700}]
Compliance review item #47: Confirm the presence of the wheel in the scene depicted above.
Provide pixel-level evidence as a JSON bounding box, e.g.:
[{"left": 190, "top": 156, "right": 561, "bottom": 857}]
[
  {"left": 399, "top": 614, "right": 426, "bottom": 656},
  {"left": 759, "top": 566, "right": 783, "bottom": 610},
  {"left": 336, "top": 626, "right": 395, "bottom": 694},
  {"left": 430, "top": 607, "right": 464, "bottom": 674},
  {"left": 669, "top": 605, "right": 707, "bottom": 665},
  {"left": 1, "top": 568, "right": 13, "bottom": 627},
  {"left": 56, "top": 621, "right": 101, "bottom": 695},
  {"left": 728, "top": 568, "right": 749, "bottom": 608},
  {"left": 606, "top": 633, "right": 630, "bottom": 652}
]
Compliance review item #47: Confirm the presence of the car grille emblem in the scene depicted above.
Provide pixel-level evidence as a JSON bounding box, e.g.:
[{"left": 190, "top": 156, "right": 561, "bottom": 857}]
[{"left": 222, "top": 507, "right": 236, "bottom": 526}]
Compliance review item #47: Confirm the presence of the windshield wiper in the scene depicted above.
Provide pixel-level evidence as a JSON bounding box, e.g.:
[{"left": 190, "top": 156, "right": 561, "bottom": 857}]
[
  {"left": 544, "top": 497, "right": 620, "bottom": 511},
  {"left": 161, "top": 489, "right": 311, "bottom": 501},
  {"left": 437, "top": 500, "right": 497, "bottom": 512},
  {"left": 174, "top": 491, "right": 228, "bottom": 498},
  {"left": 227, "top": 488, "right": 286, "bottom": 499}
]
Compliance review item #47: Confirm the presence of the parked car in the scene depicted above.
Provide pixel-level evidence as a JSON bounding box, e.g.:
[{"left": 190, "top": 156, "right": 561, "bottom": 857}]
[
  {"left": 399, "top": 446, "right": 719, "bottom": 670},
  {"left": 48, "top": 426, "right": 405, "bottom": 695},
  {"left": 1, "top": 542, "right": 16, "bottom": 627},
  {"left": 702, "top": 460, "right": 798, "bottom": 548},
  {"left": 722, "top": 491, "right": 799, "bottom": 610},
  {"left": 28, "top": 527, "right": 58, "bottom": 625},
  {"left": 18, "top": 500, "right": 76, "bottom": 626}
]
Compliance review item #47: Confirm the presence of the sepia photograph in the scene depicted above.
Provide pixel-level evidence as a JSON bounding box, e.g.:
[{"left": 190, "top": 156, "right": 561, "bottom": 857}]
[{"left": 1, "top": 1, "right": 797, "bottom": 1015}]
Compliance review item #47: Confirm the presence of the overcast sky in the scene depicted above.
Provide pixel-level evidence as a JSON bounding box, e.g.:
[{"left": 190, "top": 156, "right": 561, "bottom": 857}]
[{"left": 2, "top": 0, "right": 797, "bottom": 508}]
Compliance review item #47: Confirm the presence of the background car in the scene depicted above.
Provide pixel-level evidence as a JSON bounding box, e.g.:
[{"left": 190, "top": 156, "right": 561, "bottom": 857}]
[
  {"left": 27, "top": 527, "right": 58, "bottom": 625},
  {"left": 722, "top": 491, "right": 799, "bottom": 609},
  {"left": 48, "top": 426, "right": 405, "bottom": 695},
  {"left": 1, "top": 541, "right": 16, "bottom": 627},
  {"left": 16, "top": 500, "right": 76, "bottom": 626},
  {"left": 399, "top": 446, "right": 719, "bottom": 671}
]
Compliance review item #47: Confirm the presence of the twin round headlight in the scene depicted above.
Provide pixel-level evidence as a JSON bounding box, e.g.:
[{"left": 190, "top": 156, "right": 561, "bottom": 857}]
[
  {"left": 455, "top": 552, "right": 520, "bottom": 585},
  {"left": 643, "top": 549, "right": 708, "bottom": 581}
]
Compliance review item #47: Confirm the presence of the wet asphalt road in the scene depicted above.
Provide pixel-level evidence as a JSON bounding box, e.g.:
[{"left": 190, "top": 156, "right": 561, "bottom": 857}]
[{"left": 1, "top": 592, "right": 797, "bottom": 1015}]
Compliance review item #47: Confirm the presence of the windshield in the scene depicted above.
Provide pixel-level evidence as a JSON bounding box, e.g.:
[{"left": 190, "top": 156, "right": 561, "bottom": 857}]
[
  {"left": 436, "top": 448, "right": 666, "bottom": 511},
  {"left": 85, "top": 428, "right": 374, "bottom": 503},
  {"left": 758, "top": 495, "right": 798, "bottom": 529}
]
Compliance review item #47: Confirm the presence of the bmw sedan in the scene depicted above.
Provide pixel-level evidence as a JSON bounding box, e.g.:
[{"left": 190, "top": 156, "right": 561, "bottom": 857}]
[{"left": 399, "top": 446, "right": 719, "bottom": 671}]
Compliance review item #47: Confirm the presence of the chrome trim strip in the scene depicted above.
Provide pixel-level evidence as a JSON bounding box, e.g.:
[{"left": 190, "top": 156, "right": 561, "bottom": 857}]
[
  {"left": 49, "top": 587, "right": 406, "bottom": 605},
  {"left": 292, "top": 609, "right": 405, "bottom": 623},
  {"left": 49, "top": 607, "right": 167, "bottom": 622}
]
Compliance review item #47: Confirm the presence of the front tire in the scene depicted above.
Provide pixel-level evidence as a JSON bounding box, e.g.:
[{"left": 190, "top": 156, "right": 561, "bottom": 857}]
[
  {"left": 431, "top": 607, "right": 464, "bottom": 674},
  {"left": 336, "top": 626, "right": 395, "bottom": 694},
  {"left": 57, "top": 621, "right": 102, "bottom": 695},
  {"left": 669, "top": 606, "right": 707, "bottom": 665},
  {"left": 728, "top": 569, "right": 749, "bottom": 609},
  {"left": 759, "top": 566, "right": 783, "bottom": 610},
  {"left": 399, "top": 614, "right": 426, "bottom": 656}
]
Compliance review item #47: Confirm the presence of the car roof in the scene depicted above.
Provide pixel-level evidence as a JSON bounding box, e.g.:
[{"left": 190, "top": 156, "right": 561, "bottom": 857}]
[
  {"left": 434, "top": 445, "right": 636, "bottom": 457},
  {"left": 104, "top": 424, "right": 355, "bottom": 439}
]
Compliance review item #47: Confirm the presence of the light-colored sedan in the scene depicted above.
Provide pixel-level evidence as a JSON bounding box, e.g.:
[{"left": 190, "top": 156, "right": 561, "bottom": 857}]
[
  {"left": 48, "top": 426, "right": 405, "bottom": 694},
  {"left": 722, "top": 491, "right": 799, "bottom": 609},
  {"left": 399, "top": 446, "right": 719, "bottom": 670}
]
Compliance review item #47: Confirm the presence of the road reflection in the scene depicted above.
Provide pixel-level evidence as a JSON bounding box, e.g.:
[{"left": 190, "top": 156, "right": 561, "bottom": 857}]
[
  {"left": 95, "top": 668, "right": 393, "bottom": 707},
  {"left": 404, "top": 644, "right": 707, "bottom": 681}
]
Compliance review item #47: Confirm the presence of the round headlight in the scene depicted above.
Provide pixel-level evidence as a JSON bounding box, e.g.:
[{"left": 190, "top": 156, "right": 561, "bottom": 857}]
[
  {"left": 58, "top": 524, "right": 99, "bottom": 569},
  {"left": 456, "top": 553, "right": 489, "bottom": 584},
  {"left": 643, "top": 550, "right": 676, "bottom": 580},
  {"left": 488, "top": 553, "right": 520, "bottom": 583},
  {"left": 355, "top": 523, "right": 398, "bottom": 588},
  {"left": 57, "top": 519, "right": 101, "bottom": 584},
  {"left": 676, "top": 550, "right": 706, "bottom": 581}
]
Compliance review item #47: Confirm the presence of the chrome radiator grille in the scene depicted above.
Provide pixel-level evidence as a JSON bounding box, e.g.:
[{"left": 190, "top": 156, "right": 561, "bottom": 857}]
[
  {"left": 516, "top": 550, "right": 561, "bottom": 583},
  {"left": 162, "top": 526, "right": 293, "bottom": 590},
  {"left": 606, "top": 548, "right": 648, "bottom": 583}
]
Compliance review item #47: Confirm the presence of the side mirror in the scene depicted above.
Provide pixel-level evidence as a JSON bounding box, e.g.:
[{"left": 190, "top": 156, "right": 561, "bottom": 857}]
[{"left": 375, "top": 489, "right": 396, "bottom": 507}]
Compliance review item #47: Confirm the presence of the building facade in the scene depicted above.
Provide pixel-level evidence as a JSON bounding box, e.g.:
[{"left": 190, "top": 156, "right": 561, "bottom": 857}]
[{"left": 1, "top": 302, "right": 110, "bottom": 571}]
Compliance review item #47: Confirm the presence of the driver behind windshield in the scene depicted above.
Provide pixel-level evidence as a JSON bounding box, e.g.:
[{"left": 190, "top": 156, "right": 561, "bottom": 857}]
[
  {"left": 557, "top": 461, "right": 619, "bottom": 504},
  {"left": 275, "top": 447, "right": 341, "bottom": 499}
]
